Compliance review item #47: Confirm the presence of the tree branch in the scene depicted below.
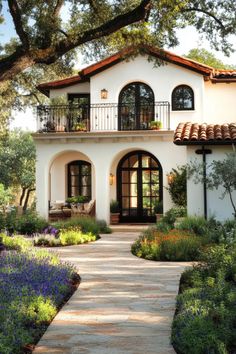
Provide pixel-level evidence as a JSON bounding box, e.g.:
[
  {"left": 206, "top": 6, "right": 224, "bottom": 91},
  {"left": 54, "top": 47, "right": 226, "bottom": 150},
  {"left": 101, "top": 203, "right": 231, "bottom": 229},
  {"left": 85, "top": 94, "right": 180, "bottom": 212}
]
[
  {"left": 8, "top": 0, "right": 29, "bottom": 48},
  {"left": 0, "top": 0, "right": 152, "bottom": 81},
  {"left": 20, "top": 92, "right": 42, "bottom": 104},
  {"left": 53, "top": 0, "right": 64, "bottom": 17},
  {"left": 183, "top": 7, "right": 226, "bottom": 31},
  {"left": 54, "top": 0, "right": 152, "bottom": 59}
]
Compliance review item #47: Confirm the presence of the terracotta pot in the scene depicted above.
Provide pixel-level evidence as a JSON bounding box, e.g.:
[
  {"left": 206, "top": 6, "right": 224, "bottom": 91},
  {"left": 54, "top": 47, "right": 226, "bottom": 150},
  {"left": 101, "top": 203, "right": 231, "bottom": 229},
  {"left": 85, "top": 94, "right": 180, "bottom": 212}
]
[
  {"left": 156, "top": 213, "right": 163, "bottom": 222},
  {"left": 110, "top": 213, "right": 119, "bottom": 224}
]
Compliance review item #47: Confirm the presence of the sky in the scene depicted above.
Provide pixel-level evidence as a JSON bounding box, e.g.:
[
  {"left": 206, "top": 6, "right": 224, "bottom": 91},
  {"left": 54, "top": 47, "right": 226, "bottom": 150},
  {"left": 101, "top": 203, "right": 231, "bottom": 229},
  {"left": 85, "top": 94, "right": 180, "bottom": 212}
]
[{"left": 1, "top": 3, "right": 236, "bottom": 131}]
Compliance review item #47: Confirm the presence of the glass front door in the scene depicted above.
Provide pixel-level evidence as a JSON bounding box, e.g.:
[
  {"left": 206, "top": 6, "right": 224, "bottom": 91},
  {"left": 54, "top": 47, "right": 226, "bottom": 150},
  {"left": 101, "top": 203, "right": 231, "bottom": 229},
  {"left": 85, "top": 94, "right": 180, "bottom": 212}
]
[{"left": 117, "top": 151, "right": 162, "bottom": 222}]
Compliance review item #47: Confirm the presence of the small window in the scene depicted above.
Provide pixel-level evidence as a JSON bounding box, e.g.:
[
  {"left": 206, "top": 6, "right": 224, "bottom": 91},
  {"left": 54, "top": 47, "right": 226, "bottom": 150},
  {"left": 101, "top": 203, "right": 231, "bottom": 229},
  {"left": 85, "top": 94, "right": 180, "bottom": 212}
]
[{"left": 172, "top": 85, "right": 194, "bottom": 111}]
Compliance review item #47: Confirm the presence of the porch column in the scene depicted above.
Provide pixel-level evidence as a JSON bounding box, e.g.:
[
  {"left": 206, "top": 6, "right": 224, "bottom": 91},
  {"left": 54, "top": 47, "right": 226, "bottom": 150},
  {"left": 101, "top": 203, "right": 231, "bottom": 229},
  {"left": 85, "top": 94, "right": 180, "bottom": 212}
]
[
  {"left": 94, "top": 162, "right": 110, "bottom": 223},
  {"left": 35, "top": 151, "right": 50, "bottom": 219}
]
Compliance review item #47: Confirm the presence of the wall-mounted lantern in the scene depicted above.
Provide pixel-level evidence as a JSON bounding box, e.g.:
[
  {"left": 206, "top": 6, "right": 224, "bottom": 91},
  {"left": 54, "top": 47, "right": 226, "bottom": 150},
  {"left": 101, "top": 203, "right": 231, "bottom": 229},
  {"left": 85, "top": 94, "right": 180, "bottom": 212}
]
[
  {"left": 109, "top": 173, "right": 114, "bottom": 185},
  {"left": 101, "top": 88, "right": 108, "bottom": 99}
]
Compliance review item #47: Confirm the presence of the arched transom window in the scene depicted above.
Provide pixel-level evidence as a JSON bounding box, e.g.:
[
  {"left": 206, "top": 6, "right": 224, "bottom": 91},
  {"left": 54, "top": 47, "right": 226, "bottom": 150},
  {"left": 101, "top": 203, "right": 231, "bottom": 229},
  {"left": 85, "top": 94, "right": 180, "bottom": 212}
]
[
  {"left": 172, "top": 85, "right": 194, "bottom": 110},
  {"left": 118, "top": 82, "right": 154, "bottom": 130}
]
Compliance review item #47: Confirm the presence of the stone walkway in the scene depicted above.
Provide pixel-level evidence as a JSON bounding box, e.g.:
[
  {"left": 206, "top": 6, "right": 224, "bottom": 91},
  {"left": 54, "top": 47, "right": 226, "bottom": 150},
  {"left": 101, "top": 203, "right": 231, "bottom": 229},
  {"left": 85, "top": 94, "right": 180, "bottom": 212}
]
[{"left": 34, "top": 232, "right": 191, "bottom": 354}]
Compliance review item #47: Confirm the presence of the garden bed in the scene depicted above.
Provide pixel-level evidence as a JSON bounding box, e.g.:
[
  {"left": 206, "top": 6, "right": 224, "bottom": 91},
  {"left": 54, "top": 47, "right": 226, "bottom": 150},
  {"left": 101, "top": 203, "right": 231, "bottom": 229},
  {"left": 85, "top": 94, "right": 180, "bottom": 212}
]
[
  {"left": 172, "top": 244, "right": 236, "bottom": 354},
  {"left": 0, "top": 235, "right": 80, "bottom": 354}
]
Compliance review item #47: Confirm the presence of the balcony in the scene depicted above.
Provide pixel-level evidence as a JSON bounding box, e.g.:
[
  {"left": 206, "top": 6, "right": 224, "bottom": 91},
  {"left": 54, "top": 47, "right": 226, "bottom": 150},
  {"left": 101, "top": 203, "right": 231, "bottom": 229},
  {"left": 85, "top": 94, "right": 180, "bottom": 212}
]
[{"left": 36, "top": 102, "right": 170, "bottom": 133}]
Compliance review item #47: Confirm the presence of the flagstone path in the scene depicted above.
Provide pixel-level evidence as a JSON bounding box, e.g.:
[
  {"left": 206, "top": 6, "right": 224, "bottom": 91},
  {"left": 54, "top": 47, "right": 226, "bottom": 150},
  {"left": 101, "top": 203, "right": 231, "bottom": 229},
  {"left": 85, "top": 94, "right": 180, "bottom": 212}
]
[{"left": 34, "top": 232, "right": 191, "bottom": 354}]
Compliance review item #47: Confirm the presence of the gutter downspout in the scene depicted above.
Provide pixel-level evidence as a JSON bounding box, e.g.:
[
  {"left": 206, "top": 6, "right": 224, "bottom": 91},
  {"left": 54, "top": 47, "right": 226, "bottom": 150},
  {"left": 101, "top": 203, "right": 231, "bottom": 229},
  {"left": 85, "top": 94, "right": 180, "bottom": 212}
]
[{"left": 195, "top": 146, "right": 212, "bottom": 220}]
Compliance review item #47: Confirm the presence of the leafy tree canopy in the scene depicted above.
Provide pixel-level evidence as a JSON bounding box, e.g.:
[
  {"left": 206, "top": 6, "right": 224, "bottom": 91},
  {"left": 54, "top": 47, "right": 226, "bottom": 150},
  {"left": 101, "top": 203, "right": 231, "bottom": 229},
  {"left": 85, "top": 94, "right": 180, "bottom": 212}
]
[
  {"left": 0, "top": 130, "right": 36, "bottom": 209},
  {"left": 0, "top": 0, "right": 235, "bottom": 129},
  {"left": 185, "top": 48, "right": 236, "bottom": 69},
  {"left": 0, "top": 0, "right": 235, "bottom": 82}
]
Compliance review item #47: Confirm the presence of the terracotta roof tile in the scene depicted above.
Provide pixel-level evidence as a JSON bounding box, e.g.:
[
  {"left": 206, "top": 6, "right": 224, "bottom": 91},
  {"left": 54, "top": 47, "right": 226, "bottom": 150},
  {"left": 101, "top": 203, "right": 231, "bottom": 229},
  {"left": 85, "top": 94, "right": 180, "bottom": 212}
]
[{"left": 174, "top": 122, "right": 236, "bottom": 145}]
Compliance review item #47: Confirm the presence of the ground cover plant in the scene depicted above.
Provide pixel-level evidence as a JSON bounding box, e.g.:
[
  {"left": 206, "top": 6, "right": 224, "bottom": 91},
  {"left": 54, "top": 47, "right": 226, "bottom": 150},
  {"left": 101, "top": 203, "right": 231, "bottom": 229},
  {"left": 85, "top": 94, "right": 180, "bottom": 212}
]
[
  {"left": 0, "top": 234, "right": 78, "bottom": 354},
  {"left": 172, "top": 244, "right": 236, "bottom": 354}
]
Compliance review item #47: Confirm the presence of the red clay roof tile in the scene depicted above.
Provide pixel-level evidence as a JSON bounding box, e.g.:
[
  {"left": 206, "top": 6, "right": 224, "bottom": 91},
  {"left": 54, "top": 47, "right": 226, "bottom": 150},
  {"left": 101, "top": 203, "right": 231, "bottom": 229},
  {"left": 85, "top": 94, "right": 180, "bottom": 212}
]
[{"left": 174, "top": 123, "right": 236, "bottom": 145}]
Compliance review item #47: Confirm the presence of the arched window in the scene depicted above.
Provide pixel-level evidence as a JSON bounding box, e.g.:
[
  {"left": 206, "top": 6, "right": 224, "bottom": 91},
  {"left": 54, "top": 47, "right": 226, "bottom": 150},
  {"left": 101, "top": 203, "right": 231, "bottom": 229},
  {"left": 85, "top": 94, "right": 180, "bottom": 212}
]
[
  {"left": 68, "top": 160, "right": 91, "bottom": 200},
  {"left": 172, "top": 85, "right": 194, "bottom": 110},
  {"left": 118, "top": 82, "right": 154, "bottom": 130}
]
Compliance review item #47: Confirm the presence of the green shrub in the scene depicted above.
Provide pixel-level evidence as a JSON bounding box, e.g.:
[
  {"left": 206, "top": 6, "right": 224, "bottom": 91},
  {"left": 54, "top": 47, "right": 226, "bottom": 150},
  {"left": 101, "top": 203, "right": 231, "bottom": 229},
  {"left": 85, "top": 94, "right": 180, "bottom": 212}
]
[
  {"left": 177, "top": 216, "right": 209, "bottom": 236},
  {"left": 96, "top": 219, "right": 112, "bottom": 233},
  {"left": 159, "top": 235, "right": 202, "bottom": 261},
  {"left": 53, "top": 216, "right": 110, "bottom": 236},
  {"left": 15, "top": 211, "right": 48, "bottom": 235},
  {"left": 1, "top": 233, "right": 33, "bottom": 250},
  {"left": 59, "top": 227, "right": 97, "bottom": 245},
  {"left": 172, "top": 244, "right": 236, "bottom": 354}
]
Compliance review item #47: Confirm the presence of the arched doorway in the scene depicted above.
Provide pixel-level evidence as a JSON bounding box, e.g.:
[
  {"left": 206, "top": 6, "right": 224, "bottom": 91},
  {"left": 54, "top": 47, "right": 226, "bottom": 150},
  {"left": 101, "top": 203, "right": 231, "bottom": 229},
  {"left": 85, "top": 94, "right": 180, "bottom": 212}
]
[
  {"left": 118, "top": 82, "right": 154, "bottom": 130},
  {"left": 117, "top": 151, "right": 162, "bottom": 223},
  {"left": 68, "top": 160, "right": 91, "bottom": 200}
]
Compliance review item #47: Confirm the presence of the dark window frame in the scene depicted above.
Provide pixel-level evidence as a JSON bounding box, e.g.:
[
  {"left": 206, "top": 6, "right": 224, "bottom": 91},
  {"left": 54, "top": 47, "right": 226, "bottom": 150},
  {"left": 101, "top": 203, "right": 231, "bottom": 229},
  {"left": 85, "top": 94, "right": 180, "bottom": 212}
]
[
  {"left": 171, "top": 85, "right": 194, "bottom": 111},
  {"left": 118, "top": 82, "right": 155, "bottom": 130},
  {"left": 67, "top": 160, "right": 91, "bottom": 200},
  {"left": 117, "top": 150, "right": 163, "bottom": 223}
]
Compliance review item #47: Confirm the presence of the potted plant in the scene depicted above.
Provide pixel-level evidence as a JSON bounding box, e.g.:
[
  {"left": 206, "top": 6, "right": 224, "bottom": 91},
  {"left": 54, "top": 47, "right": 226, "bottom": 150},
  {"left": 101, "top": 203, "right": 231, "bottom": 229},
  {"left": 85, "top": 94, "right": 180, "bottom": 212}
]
[
  {"left": 66, "top": 195, "right": 88, "bottom": 206},
  {"left": 110, "top": 200, "right": 120, "bottom": 224},
  {"left": 73, "top": 122, "right": 87, "bottom": 132},
  {"left": 44, "top": 121, "right": 56, "bottom": 132},
  {"left": 150, "top": 120, "right": 162, "bottom": 130},
  {"left": 154, "top": 200, "right": 163, "bottom": 222}
]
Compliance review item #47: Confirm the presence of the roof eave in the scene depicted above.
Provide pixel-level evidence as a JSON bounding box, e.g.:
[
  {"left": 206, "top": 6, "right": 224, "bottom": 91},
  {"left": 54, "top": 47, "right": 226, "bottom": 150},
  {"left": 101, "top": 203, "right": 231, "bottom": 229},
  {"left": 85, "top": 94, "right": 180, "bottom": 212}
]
[{"left": 174, "top": 140, "right": 236, "bottom": 146}]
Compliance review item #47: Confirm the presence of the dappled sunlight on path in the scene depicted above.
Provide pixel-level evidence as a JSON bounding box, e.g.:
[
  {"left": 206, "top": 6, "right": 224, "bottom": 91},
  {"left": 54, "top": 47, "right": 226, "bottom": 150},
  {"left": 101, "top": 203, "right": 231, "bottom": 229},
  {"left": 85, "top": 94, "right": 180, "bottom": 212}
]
[{"left": 34, "top": 232, "right": 191, "bottom": 354}]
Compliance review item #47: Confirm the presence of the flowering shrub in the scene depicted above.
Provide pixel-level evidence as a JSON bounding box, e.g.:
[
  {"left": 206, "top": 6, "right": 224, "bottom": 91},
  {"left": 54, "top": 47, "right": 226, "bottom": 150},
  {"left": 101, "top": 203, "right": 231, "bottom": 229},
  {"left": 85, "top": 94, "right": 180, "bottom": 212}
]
[
  {"left": 34, "top": 226, "right": 97, "bottom": 246},
  {"left": 0, "top": 244, "right": 76, "bottom": 353},
  {"left": 132, "top": 229, "right": 204, "bottom": 261}
]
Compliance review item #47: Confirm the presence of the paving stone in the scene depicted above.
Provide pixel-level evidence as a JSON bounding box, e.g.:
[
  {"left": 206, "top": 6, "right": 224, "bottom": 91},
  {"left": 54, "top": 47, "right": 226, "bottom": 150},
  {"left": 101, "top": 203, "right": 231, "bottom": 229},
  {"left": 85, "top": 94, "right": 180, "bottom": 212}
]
[{"left": 34, "top": 232, "right": 191, "bottom": 354}]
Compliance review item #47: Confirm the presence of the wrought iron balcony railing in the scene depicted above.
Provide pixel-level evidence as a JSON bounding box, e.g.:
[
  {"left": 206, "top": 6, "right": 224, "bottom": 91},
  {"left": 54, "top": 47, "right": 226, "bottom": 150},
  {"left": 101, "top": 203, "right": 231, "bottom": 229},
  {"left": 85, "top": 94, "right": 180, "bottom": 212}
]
[{"left": 36, "top": 101, "right": 170, "bottom": 133}]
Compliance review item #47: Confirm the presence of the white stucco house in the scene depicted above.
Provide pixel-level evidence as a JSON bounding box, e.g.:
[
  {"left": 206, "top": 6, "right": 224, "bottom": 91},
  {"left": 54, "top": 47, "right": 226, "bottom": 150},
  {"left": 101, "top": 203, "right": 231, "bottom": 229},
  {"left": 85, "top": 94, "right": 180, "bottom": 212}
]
[{"left": 33, "top": 45, "right": 236, "bottom": 223}]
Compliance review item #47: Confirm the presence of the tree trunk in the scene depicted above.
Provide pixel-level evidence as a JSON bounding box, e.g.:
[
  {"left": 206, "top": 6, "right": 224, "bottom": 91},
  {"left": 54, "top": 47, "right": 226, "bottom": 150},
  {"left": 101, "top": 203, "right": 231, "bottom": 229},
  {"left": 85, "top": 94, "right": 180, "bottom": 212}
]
[
  {"left": 23, "top": 188, "right": 35, "bottom": 211},
  {"left": 19, "top": 187, "right": 26, "bottom": 206}
]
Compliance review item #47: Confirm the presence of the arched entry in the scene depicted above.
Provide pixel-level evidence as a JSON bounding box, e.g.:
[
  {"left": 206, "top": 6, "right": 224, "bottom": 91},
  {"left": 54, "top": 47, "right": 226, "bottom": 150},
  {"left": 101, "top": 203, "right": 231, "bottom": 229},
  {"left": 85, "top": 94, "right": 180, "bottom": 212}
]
[
  {"left": 117, "top": 151, "right": 162, "bottom": 223},
  {"left": 118, "top": 82, "right": 154, "bottom": 130}
]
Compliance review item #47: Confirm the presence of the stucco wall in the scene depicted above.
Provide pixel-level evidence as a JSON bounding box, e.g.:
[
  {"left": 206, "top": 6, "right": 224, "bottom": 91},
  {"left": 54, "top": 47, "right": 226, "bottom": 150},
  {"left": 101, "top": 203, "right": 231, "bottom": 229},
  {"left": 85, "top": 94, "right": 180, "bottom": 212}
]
[
  {"left": 49, "top": 82, "right": 90, "bottom": 98},
  {"left": 187, "top": 145, "right": 236, "bottom": 221},
  {"left": 35, "top": 135, "right": 186, "bottom": 222},
  {"left": 203, "top": 81, "right": 236, "bottom": 123},
  {"left": 90, "top": 56, "right": 204, "bottom": 130},
  {"left": 48, "top": 55, "right": 206, "bottom": 130}
]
